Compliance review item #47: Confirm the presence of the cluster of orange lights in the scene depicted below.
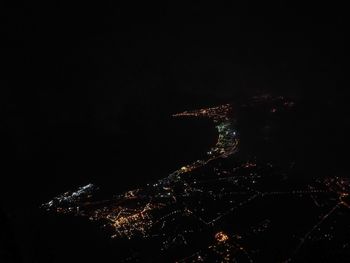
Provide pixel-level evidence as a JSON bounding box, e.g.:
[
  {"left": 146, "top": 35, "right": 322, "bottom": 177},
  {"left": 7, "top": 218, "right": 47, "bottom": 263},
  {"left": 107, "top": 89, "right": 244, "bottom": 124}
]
[
  {"left": 172, "top": 104, "right": 231, "bottom": 122},
  {"left": 215, "top": 231, "right": 229, "bottom": 242}
]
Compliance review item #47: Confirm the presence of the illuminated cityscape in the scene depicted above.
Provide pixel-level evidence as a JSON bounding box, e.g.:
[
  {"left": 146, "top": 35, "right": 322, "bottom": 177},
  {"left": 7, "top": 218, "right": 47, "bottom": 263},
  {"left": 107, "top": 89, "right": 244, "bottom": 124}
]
[{"left": 42, "top": 96, "right": 350, "bottom": 262}]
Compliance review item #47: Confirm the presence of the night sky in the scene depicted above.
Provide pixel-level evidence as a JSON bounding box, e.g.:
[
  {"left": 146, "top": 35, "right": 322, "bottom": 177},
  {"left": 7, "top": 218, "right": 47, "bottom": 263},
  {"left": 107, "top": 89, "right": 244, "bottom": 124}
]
[{"left": 2, "top": 2, "right": 347, "bottom": 262}]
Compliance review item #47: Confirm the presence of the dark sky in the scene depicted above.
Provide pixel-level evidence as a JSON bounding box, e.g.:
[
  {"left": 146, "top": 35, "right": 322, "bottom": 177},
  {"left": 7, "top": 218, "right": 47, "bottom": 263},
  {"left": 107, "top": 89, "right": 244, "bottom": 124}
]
[{"left": 1, "top": 2, "right": 346, "bottom": 262}]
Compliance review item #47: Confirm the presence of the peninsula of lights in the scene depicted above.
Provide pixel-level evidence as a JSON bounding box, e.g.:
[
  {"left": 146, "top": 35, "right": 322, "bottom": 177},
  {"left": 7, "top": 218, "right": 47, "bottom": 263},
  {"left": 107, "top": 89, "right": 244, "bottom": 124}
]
[{"left": 42, "top": 96, "right": 350, "bottom": 262}]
